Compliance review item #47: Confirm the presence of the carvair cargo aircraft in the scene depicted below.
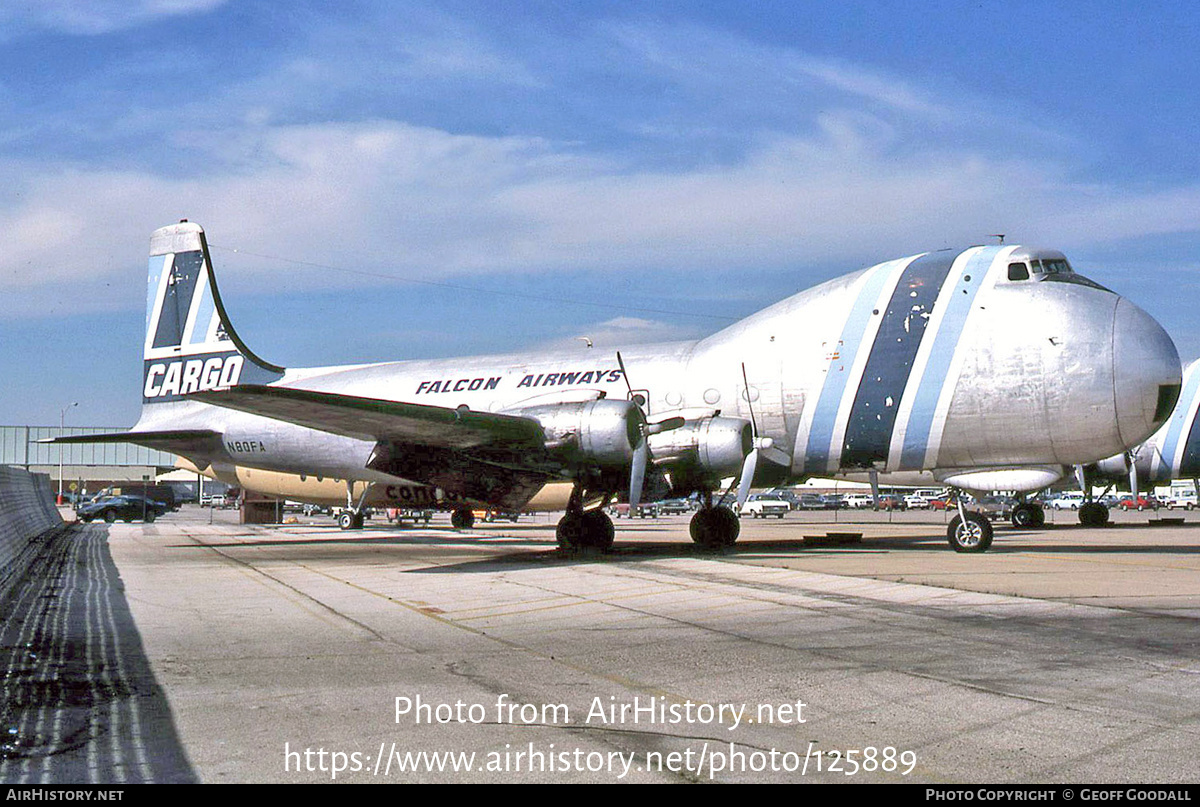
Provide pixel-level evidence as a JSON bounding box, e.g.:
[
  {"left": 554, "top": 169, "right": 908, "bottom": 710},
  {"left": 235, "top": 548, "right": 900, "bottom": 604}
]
[{"left": 52, "top": 222, "right": 1180, "bottom": 552}]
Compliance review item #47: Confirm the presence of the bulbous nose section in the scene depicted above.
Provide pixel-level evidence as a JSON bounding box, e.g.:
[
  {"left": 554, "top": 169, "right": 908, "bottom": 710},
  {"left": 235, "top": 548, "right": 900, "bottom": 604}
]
[{"left": 1113, "top": 297, "right": 1181, "bottom": 448}]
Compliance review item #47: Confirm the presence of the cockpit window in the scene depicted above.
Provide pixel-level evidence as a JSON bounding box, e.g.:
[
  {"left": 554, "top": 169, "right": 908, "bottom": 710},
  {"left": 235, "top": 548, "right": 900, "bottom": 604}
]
[
  {"left": 1041, "top": 273, "right": 1112, "bottom": 292},
  {"left": 1007, "top": 262, "right": 1030, "bottom": 281},
  {"left": 1040, "top": 259, "right": 1071, "bottom": 274}
]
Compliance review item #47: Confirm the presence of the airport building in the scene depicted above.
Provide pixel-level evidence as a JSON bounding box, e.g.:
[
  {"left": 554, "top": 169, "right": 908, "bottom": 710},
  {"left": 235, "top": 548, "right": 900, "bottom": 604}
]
[{"left": 1, "top": 425, "right": 182, "bottom": 501}]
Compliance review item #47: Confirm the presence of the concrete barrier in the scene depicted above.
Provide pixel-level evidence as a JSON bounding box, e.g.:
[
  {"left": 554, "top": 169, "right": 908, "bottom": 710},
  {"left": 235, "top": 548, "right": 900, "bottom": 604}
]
[{"left": 0, "top": 465, "right": 64, "bottom": 594}]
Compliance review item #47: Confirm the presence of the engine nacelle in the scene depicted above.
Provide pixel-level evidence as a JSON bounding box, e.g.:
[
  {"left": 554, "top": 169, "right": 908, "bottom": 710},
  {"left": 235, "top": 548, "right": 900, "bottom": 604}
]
[
  {"left": 515, "top": 399, "right": 643, "bottom": 468},
  {"left": 649, "top": 415, "right": 752, "bottom": 477}
]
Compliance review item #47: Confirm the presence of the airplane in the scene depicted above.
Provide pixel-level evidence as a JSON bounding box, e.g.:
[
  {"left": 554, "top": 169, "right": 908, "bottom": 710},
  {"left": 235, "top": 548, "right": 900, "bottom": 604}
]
[{"left": 50, "top": 222, "right": 1181, "bottom": 553}]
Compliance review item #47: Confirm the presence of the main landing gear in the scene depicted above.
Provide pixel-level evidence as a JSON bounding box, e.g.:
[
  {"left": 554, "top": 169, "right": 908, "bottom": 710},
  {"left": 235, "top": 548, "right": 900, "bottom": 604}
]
[
  {"left": 688, "top": 492, "right": 740, "bottom": 549},
  {"left": 556, "top": 486, "right": 615, "bottom": 550},
  {"left": 338, "top": 481, "right": 372, "bottom": 530}
]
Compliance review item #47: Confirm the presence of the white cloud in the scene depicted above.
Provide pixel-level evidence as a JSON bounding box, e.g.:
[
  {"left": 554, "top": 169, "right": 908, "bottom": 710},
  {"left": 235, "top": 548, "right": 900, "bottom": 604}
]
[
  {"left": 3, "top": 114, "right": 1200, "bottom": 320},
  {"left": 0, "top": 0, "right": 227, "bottom": 37},
  {"left": 542, "top": 317, "right": 704, "bottom": 352}
]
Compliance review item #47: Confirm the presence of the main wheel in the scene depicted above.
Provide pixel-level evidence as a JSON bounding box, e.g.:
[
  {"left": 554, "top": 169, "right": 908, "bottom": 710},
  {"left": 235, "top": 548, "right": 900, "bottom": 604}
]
[
  {"left": 581, "top": 509, "right": 615, "bottom": 550},
  {"left": 1011, "top": 503, "right": 1044, "bottom": 528},
  {"left": 556, "top": 511, "right": 586, "bottom": 549},
  {"left": 338, "top": 511, "right": 356, "bottom": 530},
  {"left": 947, "top": 512, "right": 993, "bottom": 552},
  {"left": 1078, "top": 502, "right": 1109, "bottom": 527},
  {"left": 689, "top": 506, "right": 740, "bottom": 549},
  {"left": 450, "top": 507, "right": 475, "bottom": 529}
]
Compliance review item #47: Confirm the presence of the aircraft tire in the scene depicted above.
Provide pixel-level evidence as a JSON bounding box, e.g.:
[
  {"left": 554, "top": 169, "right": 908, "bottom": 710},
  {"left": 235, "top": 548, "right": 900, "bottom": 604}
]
[
  {"left": 556, "top": 512, "right": 585, "bottom": 549},
  {"left": 947, "top": 512, "right": 993, "bottom": 553},
  {"left": 1011, "top": 503, "right": 1044, "bottom": 529},
  {"left": 581, "top": 509, "right": 615, "bottom": 550},
  {"left": 1078, "top": 502, "right": 1109, "bottom": 527},
  {"left": 338, "top": 511, "right": 356, "bottom": 530},
  {"left": 451, "top": 507, "right": 475, "bottom": 530},
  {"left": 689, "top": 506, "right": 740, "bottom": 549}
]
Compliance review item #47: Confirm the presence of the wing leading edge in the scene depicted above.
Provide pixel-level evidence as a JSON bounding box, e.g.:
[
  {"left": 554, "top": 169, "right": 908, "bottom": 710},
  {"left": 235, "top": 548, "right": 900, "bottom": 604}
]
[{"left": 191, "top": 384, "right": 547, "bottom": 449}]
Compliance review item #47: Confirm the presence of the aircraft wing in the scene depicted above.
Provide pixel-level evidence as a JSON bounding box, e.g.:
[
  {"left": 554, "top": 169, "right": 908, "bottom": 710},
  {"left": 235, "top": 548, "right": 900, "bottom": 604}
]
[{"left": 191, "top": 384, "right": 547, "bottom": 450}]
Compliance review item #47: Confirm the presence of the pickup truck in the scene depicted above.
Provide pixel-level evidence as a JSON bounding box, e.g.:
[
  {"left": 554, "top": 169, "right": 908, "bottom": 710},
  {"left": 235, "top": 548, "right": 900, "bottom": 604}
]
[{"left": 738, "top": 494, "right": 790, "bottom": 518}]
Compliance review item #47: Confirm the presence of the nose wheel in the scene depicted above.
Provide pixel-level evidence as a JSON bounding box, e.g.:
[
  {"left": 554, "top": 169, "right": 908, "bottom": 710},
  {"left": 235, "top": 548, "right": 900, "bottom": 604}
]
[{"left": 947, "top": 511, "right": 993, "bottom": 552}]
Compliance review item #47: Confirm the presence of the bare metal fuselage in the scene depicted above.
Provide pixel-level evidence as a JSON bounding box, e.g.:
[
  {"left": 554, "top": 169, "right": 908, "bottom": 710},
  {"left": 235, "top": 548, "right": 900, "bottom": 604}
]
[{"left": 143, "top": 243, "right": 1179, "bottom": 509}]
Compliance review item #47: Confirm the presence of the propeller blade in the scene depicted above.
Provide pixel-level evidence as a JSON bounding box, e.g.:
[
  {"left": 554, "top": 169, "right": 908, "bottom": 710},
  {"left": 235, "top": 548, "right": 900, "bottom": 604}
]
[
  {"left": 736, "top": 446, "right": 759, "bottom": 508},
  {"left": 741, "top": 363, "right": 758, "bottom": 437},
  {"left": 629, "top": 437, "right": 648, "bottom": 510},
  {"left": 1129, "top": 452, "right": 1139, "bottom": 501}
]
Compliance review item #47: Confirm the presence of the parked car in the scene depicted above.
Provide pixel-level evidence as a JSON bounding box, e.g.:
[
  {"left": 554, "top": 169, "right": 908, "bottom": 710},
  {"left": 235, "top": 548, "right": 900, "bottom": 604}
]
[
  {"left": 795, "top": 494, "right": 828, "bottom": 510},
  {"left": 874, "top": 495, "right": 907, "bottom": 511},
  {"left": 475, "top": 509, "right": 520, "bottom": 523},
  {"left": 77, "top": 495, "right": 169, "bottom": 524},
  {"left": 820, "top": 494, "right": 850, "bottom": 509},
  {"left": 387, "top": 507, "right": 434, "bottom": 524},
  {"left": 1048, "top": 492, "right": 1086, "bottom": 510},
  {"left": 1165, "top": 492, "right": 1197, "bottom": 510},
  {"left": 903, "top": 489, "right": 943, "bottom": 509},
  {"left": 1117, "top": 495, "right": 1157, "bottom": 511},
  {"left": 738, "top": 494, "right": 790, "bottom": 518},
  {"left": 609, "top": 503, "right": 658, "bottom": 518},
  {"left": 974, "top": 496, "right": 1016, "bottom": 521},
  {"left": 655, "top": 498, "right": 695, "bottom": 515},
  {"left": 844, "top": 493, "right": 875, "bottom": 509}
]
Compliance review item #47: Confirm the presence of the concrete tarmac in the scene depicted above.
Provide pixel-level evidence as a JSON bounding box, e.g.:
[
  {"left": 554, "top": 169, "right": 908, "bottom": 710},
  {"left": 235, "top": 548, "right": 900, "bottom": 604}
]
[{"left": 5, "top": 505, "right": 1200, "bottom": 783}]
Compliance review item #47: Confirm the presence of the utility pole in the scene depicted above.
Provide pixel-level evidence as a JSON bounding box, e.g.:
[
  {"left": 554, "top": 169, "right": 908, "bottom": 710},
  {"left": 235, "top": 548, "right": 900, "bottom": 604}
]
[{"left": 58, "top": 402, "right": 78, "bottom": 505}]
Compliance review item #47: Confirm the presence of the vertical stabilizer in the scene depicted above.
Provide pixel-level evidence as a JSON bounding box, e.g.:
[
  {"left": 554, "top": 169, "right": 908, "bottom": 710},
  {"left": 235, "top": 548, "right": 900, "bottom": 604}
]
[{"left": 142, "top": 221, "right": 284, "bottom": 404}]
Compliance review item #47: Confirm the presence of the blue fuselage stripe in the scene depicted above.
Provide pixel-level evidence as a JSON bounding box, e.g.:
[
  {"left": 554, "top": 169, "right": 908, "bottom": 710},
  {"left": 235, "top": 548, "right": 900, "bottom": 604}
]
[
  {"left": 898, "top": 247, "right": 999, "bottom": 469},
  {"left": 1160, "top": 365, "right": 1200, "bottom": 476},
  {"left": 841, "top": 250, "right": 958, "bottom": 469},
  {"left": 802, "top": 263, "right": 898, "bottom": 474}
]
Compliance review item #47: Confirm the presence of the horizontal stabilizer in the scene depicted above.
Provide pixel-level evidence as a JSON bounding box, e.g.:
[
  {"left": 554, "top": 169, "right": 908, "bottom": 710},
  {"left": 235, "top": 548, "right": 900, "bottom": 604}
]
[
  {"left": 41, "top": 429, "right": 223, "bottom": 455},
  {"left": 192, "top": 385, "right": 546, "bottom": 449}
]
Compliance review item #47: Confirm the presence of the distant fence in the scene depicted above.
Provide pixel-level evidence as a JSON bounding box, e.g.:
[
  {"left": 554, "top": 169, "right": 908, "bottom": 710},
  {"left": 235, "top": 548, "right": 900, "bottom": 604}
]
[{"left": 0, "top": 465, "right": 64, "bottom": 595}]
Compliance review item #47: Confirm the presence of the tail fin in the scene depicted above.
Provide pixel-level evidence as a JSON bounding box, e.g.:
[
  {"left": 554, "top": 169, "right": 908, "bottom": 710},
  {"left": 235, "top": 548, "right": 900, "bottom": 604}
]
[{"left": 142, "top": 221, "right": 284, "bottom": 404}]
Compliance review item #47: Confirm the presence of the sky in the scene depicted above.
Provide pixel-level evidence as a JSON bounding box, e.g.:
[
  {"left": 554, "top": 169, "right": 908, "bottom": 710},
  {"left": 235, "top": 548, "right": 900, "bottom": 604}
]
[{"left": 2, "top": 0, "right": 1200, "bottom": 426}]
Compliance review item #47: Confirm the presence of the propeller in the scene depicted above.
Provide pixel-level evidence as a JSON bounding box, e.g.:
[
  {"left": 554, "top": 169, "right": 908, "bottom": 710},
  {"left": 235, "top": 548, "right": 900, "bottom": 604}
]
[{"left": 616, "top": 352, "right": 687, "bottom": 509}]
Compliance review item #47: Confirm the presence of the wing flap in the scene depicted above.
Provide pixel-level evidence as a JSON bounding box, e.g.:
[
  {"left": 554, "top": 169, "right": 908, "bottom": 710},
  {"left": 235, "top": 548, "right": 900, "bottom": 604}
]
[{"left": 191, "top": 385, "right": 546, "bottom": 449}]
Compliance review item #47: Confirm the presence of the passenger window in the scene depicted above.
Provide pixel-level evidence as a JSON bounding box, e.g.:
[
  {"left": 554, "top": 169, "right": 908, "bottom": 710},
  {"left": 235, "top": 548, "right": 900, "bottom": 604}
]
[{"left": 1007, "top": 262, "right": 1029, "bottom": 281}]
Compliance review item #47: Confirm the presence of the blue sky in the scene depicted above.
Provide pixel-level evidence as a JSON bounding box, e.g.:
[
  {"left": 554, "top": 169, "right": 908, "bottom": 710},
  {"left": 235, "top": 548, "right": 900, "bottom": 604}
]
[{"left": 2, "top": 0, "right": 1199, "bottom": 425}]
